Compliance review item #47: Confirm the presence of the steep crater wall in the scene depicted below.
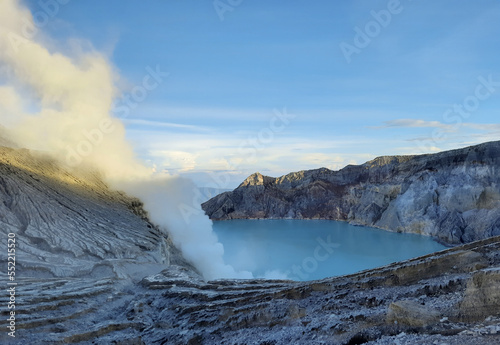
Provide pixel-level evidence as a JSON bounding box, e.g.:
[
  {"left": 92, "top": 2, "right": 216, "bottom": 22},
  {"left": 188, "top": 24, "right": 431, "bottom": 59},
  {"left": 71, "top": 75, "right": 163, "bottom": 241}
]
[
  {"left": 202, "top": 141, "right": 500, "bottom": 245},
  {"left": 0, "top": 146, "right": 190, "bottom": 279}
]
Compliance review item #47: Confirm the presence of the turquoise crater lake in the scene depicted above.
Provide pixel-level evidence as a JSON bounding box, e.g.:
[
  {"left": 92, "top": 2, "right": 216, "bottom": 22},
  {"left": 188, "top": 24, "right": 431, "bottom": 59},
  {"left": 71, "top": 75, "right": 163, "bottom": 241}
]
[{"left": 212, "top": 219, "right": 447, "bottom": 281}]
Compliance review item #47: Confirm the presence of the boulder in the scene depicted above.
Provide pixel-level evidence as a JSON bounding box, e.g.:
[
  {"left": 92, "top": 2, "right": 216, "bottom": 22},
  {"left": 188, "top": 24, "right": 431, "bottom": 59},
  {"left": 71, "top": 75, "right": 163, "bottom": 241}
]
[
  {"left": 460, "top": 267, "right": 500, "bottom": 322},
  {"left": 387, "top": 300, "right": 441, "bottom": 327}
]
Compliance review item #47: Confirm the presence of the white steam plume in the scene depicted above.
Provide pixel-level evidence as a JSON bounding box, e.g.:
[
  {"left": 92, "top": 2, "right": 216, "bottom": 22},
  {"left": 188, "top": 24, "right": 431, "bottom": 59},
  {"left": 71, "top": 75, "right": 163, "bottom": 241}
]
[{"left": 0, "top": 0, "right": 251, "bottom": 280}]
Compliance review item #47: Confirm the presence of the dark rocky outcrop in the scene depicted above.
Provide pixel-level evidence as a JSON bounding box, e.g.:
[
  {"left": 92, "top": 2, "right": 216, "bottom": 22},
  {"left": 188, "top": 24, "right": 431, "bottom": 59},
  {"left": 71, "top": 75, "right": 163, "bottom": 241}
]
[{"left": 203, "top": 141, "right": 500, "bottom": 245}]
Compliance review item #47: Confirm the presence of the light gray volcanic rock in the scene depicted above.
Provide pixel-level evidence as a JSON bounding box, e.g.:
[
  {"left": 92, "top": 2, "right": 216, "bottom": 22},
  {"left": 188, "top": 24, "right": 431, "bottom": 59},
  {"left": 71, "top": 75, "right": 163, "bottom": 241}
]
[
  {"left": 202, "top": 141, "right": 500, "bottom": 245},
  {"left": 0, "top": 146, "right": 191, "bottom": 280}
]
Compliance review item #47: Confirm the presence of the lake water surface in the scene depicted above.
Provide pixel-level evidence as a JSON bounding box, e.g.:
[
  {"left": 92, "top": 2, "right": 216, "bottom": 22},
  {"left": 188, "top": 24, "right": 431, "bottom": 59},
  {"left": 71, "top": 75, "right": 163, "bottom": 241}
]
[{"left": 212, "top": 219, "right": 447, "bottom": 281}]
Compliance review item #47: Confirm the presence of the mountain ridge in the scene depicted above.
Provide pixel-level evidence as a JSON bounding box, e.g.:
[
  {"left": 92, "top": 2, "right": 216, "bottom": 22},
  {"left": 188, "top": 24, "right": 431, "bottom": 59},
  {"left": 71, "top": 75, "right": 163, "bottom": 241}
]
[{"left": 202, "top": 141, "right": 500, "bottom": 245}]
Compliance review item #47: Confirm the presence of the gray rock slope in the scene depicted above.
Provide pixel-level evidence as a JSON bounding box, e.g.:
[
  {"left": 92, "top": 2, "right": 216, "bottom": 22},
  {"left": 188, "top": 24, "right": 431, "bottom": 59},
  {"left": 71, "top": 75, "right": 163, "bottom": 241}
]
[
  {"left": 0, "top": 146, "right": 190, "bottom": 280},
  {"left": 202, "top": 141, "right": 500, "bottom": 245}
]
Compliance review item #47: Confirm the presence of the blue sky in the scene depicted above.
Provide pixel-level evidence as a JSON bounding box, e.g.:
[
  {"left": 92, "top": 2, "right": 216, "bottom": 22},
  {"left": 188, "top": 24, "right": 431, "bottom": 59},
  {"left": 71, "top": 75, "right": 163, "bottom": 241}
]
[{"left": 22, "top": 0, "right": 500, "bottom": 188}]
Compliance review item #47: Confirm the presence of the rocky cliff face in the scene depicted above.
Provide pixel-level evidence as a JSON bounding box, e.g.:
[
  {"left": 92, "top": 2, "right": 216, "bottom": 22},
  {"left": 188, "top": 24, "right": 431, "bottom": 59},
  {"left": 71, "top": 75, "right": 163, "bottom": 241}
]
[{"left": 202, "top": 141, "right": 500, "bottom": 245}]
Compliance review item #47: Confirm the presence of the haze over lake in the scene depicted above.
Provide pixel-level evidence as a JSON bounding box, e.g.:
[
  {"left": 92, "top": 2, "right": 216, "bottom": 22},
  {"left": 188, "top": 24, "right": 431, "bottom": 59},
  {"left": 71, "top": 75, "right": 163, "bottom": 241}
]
[{"left": 213, "top": 220, "right": 447, "bottom": 281}]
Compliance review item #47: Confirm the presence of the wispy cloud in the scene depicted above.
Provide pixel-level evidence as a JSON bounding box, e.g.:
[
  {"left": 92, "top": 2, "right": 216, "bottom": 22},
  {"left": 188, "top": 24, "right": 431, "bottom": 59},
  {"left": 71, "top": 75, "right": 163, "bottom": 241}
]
[
  {"left": 372, "top": 119, "right": 451, "bottom": 129},
  {"left": 126, "top": 127, "right": 381, "bottom": 186},
  {"left": 127, "top": 106, "right": 277, "bottom": 123},
  {"left": 149, "top": 149, "right": 199, "bottom": 172},
  {"left": 465, "top": 123, "right": 500, "bottom": 133},
  {"left": 373, "top": 119, "right": 500, "bottom": 134},
  {"left": 123, "top": 118, "right": 210, "bottom": 132}
]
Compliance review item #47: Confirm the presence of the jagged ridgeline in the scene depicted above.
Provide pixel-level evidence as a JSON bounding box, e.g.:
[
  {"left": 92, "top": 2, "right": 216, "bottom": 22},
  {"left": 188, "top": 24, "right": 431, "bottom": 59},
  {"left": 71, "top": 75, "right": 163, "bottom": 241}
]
[{"left": 203, "top": 140, "right": 500, "bottom": 245}]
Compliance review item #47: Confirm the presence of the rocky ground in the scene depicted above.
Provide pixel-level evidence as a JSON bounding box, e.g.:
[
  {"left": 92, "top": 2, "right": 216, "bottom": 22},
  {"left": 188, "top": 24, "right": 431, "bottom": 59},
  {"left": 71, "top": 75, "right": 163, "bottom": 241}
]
[
  {"left": 2, "top": 236, "right": 500, "bottom": 344},
  {"left": 1, "top": 144, "right": 500, "bottom": 344},
  {"left": 202, "top": 141, "right": 500, "bottom": 246}
]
